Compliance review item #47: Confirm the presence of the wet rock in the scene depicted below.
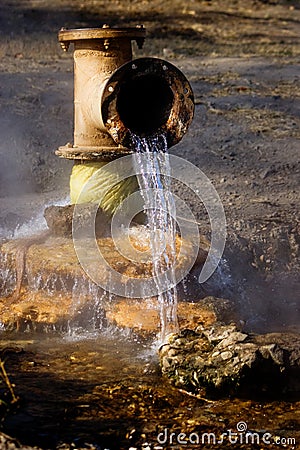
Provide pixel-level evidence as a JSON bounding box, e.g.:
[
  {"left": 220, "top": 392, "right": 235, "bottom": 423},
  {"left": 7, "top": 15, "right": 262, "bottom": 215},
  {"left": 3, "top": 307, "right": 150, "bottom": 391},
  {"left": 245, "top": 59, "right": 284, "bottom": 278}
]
[
  {"left": 106, "top": 296, "right": 232, "bottom": 334},
  {"left": 159, "top": 323, "right": 300, "bottom": 397},
  {"left": 44, "top": 203, "right": 110, "bottom": 238},
  {"left": 43, "top": 204, "right": 74, "bottom": 237},
  {"left": 0, "top": 232, "right": 210, "bottom": 332},
  {"left": 0, "top": 290, "right": 81, "bottom": 332}
]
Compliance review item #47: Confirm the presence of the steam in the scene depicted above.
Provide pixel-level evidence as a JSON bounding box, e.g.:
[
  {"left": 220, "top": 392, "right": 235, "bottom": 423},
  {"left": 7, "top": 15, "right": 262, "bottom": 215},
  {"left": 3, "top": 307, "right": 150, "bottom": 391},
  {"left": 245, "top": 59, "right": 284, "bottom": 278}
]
[{"left": 0, "top": 195, "right": 69, "bottom": 240}]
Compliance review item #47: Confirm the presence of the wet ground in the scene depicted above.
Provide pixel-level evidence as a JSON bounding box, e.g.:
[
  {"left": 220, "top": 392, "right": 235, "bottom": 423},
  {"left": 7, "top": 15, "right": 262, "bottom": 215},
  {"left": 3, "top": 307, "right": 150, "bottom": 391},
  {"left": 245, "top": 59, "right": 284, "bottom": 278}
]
[
  {"left": 0, "top": 0, "right": 299, "bottom": 448},
  {"left": 1, "top": 330, "right": 300, "bottom": 450}
]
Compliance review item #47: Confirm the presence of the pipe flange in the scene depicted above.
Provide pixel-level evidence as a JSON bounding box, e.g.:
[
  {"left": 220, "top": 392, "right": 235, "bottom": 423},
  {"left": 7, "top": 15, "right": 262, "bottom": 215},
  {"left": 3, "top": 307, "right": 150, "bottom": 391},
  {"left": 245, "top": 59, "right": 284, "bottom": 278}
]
[
  {"left": 58, "top": 26, "right": 146, "bottom": 51},
  {"left": 56, "top": 145, "right": 132, "bottom": 161}
]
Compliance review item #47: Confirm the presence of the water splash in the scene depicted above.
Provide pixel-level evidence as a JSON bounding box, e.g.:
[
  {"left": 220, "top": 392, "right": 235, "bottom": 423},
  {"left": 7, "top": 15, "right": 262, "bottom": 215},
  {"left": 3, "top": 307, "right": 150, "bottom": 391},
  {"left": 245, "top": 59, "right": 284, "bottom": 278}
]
[
  {"left": 131, "top": 132, "right": 179, "bottom": 341},
  {"left": 13, "top": 196, "right": 70, "bottom": 239},
  {"left": 0, "top": 250, "right": 16, "bottom": 296},
  {"left": 0, "top": 238, "right": 108, "bottom": 334}
]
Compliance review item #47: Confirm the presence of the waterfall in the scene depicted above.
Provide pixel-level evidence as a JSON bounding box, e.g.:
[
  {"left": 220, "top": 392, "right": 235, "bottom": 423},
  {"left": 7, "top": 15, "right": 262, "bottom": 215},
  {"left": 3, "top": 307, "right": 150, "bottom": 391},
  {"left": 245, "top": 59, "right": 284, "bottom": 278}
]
[{"left": 131, "top": 132, "right": 179, "bottom": 341}]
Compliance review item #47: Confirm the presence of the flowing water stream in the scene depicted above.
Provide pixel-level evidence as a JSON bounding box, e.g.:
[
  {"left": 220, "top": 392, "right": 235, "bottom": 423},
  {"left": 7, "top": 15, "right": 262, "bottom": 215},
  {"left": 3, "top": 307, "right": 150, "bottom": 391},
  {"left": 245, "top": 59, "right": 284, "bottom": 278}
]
[{"left": 131, "top": 133, "right": 179, "bottom": 341}]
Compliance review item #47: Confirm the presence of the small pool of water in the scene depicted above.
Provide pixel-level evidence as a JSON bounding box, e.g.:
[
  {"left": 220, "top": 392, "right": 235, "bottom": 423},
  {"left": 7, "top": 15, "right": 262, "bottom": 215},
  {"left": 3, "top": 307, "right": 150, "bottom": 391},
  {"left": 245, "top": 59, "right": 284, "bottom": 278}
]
[{"left": 1, "top": 329, "right": 299, "bottom": 449}]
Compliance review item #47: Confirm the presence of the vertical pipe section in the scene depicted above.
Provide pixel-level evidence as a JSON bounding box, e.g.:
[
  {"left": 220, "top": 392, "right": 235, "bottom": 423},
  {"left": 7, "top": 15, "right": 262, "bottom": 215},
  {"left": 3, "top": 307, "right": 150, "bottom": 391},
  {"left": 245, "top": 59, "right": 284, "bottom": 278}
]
[
  {"left": 73, "top": 39, "right": 133, "bottom": 149},
  {"left": 57, "top": 26, "right": 146, "bottom": 159}
]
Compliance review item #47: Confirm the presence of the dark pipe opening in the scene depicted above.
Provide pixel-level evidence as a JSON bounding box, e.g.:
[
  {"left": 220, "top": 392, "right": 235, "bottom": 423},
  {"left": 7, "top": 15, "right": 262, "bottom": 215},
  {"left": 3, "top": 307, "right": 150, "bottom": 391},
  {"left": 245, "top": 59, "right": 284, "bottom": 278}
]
[{"left": 116, "top": 74, "right": 174, "bottom": 136}]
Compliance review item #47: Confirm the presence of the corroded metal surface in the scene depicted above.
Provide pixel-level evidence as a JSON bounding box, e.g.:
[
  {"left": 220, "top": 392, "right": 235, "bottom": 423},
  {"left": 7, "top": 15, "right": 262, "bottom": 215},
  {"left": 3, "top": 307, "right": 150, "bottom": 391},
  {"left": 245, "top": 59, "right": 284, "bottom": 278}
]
[
  {"left": 58, "top": 25, "right": 146, "bottom": 51},
  {"left": 57, "top": 25, "right": 146, "bottom": 160},
  {"left": 55, "top": 144, "right": 133, "bottom": 160},
  {"left": 57, "top": 26, "right": 194, "bottom": 160},
  {"left": 102, "top": 57, "right": 194, "bottom": 148}
]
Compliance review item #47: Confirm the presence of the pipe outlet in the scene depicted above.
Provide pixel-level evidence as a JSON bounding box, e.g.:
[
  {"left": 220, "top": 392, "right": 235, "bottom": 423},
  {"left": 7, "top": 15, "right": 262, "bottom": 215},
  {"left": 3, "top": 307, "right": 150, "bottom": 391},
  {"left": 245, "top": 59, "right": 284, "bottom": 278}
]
[{"left": 102, "top": 57, "right": 194, "bottom": 148}]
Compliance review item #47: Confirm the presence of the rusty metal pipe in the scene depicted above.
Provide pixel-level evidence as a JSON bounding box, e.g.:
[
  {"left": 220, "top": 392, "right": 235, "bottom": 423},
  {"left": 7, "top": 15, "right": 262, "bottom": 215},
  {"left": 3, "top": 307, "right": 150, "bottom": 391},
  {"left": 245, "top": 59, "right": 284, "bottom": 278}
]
[
  {"left": 56, "top": 26, "right": 194, "bottom": 161},
  {"left": 102, "top": 57, "right": 194, "bottom": 148}
]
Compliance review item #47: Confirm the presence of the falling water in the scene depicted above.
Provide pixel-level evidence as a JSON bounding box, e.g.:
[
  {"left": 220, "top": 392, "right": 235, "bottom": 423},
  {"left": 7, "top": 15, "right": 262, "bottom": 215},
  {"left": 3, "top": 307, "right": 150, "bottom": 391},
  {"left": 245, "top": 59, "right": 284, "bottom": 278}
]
[{"left": 131, "top": 133, "right": 179, "bottom": 341}]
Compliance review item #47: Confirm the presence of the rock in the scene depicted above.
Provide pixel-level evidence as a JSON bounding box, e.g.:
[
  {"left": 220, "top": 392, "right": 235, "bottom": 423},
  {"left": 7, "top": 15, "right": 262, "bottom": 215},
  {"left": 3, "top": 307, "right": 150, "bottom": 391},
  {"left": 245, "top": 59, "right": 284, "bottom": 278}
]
[
  {"left": 44, "top": 204, "right": 74, "bottom": 237},
  {"left": 259, "top": 166, "right": 275, "bottom": 179},
  {"left": 44, "top": 203, "right": 111, "bottom": 238},
  {"left": 0, "top": 289, "right": 99, "bottom": 332},
  {"left": 159, "top": 323, "right": 300, "bottom": 397},
  {"left": 0, "top": 231, "right": 210, "bottom": 332},
  {"left": 106, "top": 296, "right": 232, "bottom": 334}
]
